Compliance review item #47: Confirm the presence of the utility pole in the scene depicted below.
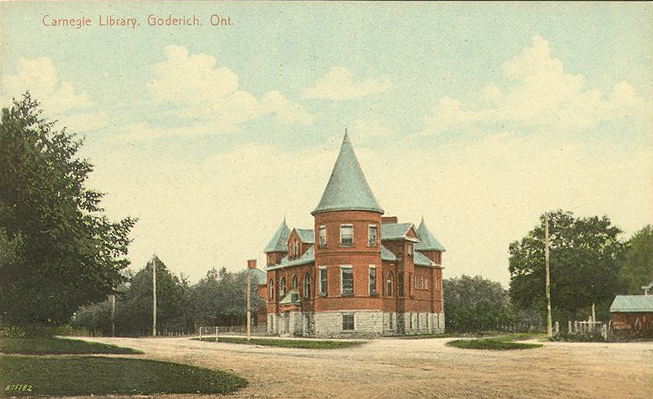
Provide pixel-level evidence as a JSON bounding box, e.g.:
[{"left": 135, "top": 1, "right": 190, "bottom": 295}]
[
  {"left": 152, "top": 255, "right": 157, "bottom": 337},
  {"left": 545, "top": 213, "right": 553, "bottom": 338},
  {"left": 111, "top": 294, "right": 116, "bottom": 337},
  {"left": 246, "top": 259, "right": 256, "bottom": 341}
]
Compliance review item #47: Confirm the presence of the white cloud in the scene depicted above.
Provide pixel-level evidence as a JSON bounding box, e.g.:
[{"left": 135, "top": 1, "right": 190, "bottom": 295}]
[
  {"left": 146, "top": 45, "right": 313, "bottom": 131},
  {"left": 422, "top": 35, "right": 652, "bottom": 135},
  {"left": 303, "top": 66, "right": 392, "bottom": 100},
  {"left": 2, "top": 57, "right": 94, "bottom": 113}
]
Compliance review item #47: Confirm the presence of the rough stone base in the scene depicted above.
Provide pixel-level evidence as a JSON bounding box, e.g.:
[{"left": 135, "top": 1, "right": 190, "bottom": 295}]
[{"left": 268, "top": 311, "right": 445, "bottom": 337}]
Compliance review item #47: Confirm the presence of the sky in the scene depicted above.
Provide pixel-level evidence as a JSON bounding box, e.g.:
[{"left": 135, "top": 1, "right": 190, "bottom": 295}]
[{"left": 1, "top": 2, "right": 652, "bottom": 287}]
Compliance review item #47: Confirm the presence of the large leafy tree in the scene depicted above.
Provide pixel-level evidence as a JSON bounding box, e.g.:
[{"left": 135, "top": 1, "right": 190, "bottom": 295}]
[
  {"left": 0, "top": 93, "right": 136, "bottom": 326},
  {"left": 509, "top": 210, "right": 624, "bottom": 320},
  {"left": 116, "top": 256, "right": 189, "bottom": 336},
  {"left": 443, "top": 275, "right": 517, "bottom": 332},
  {"left": 619, "top": 225, "right": 653, "bottom": 294}
]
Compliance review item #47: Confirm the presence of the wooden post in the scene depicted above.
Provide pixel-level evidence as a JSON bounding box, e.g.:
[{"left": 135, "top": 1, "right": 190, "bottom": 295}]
[
  {"left": 111, "top": 294, "right": 116, "bottom": 337},
  {"left": 152, "top": 255, "right": 157, "bottom": 337},
  {"left": 545, "top": 213, "right": 553, "bottom": 338},
  {"left": 247, "top": 259, "right": 256, "bottom": 342}
]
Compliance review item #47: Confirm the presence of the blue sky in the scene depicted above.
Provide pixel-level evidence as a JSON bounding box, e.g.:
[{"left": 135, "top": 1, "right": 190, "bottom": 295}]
[{"left": 2, "top": 2, "right": 652, "bottom": 286}]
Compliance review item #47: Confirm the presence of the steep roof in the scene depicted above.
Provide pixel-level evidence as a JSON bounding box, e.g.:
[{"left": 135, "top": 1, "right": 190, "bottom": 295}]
[
  {"left": 296, "top": 228, "right": 315, "bottom": 244},
  {"left": 610, "top": 295, "right": 653, "bottom": 313},
  {"left": 312, "top": 132, "right": 383, "bottom": 215},
  {"left": 263, "top": 220, "right": 290, "bottom": 253},
  {"left": 248, "top": 268, "right": 267, "bottom": 285},
  {"left": 415, "top": 218, "right": 446, "bottom": 252},
  {"left": 265, "top": 246, "right": 315, "bottom": 270},
  {"left": 414, "top": 251, "right": 434, "bottom": 266},
  {"left": 381, "top": 245, "right": 398, "bottom": 261},
  {"left": 381, "top": 223, "right": 419, "bottom": 242}
]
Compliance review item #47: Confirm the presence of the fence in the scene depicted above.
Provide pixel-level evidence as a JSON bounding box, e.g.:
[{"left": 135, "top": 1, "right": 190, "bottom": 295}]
[
  {"left": 197, "top": 325, "right": 268, "bottom": 340},
  {"left": 567, "top": 320, "right": 608, "bottom": 339}
]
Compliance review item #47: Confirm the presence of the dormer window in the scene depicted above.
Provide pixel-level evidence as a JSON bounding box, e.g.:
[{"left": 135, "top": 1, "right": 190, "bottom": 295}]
[
  {"left": 368, "top": 225, "right": 378, "bottom": 247},
  {"left": 340, "top": 224, "right": 353, "bottom": 247},
  {"left": 319, "top": 226, "right": 327, "bottom": 248},
  {"left": 407, "top": 243, "right": 413, "bottom": 257}
]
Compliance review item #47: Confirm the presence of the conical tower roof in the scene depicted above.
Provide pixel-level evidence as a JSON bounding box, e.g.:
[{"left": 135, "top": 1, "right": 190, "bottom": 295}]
[
  {"left": 263, "top": 219, "right": 290, "bottom": 253},
  {"left": 312, "top": 131, "right": 383, "bottom": 215},
  {"left": 415, "top": 218, "right": 446, "bottom": 251}
]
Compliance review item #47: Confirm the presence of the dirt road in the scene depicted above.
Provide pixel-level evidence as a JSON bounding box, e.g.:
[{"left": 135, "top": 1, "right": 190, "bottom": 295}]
[{"left": 76, "top": 336, "right": 652, "bottom": 399}]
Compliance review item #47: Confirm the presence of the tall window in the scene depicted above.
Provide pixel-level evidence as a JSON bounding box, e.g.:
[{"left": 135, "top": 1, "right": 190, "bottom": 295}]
[
  {"left": 292, "top": 274, "right": 298, "bottom": 290},
  {"left": 279, "top": 277, "right": 286, "bottom": 297},
  {"left": 340, "top": 224, "right": 353, "bottom": 247},
  {"left": 319, "top": 267, "right": 327, "bottom": 296},
  {"left": 368, "top": 225, "right": 378, "bottom": 247},
  {"left": 342, "top": 314, "right": 354, "bottom": 331},
  {"left": 268, "top": 278, "right": 274, "bottom": 301},
  {"left": 341, "top": 266, "right": 353, "bottom": 295},
  {"left": 387, "top": 272, "right": 394, "bottom": 297},
  {"left": 407, "top": 243, "right": 413, "bottom": 257},
  {"left": 369, "top": 266, "right": 377, "bottom": 295},
  {"left": 304, "top": 273, "right": 311, "bottom": 299},
  {"left": 319, "top": 226, "right": 327, "bottom": 248}
]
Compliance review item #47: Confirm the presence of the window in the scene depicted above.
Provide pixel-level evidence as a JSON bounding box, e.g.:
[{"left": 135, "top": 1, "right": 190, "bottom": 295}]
[
  {"left": 340, "top": 224, "right": 353, "bottom": 247},
  {"left": 369, "top": 266, "right": 377, "bottom": 295},
  {"left": 414, "top": 274, "right": 418, "bottom": 289},
  {"left": 319, "top": 267, "right": 327, "bottom": 296},
  {"left": 368, "top": 225, "right": 378, "bottom": 247},
  {"left": 268, "top": 278, "right": 274, "bottom": 301},
  {"left": 303, "top": 273, "right": 311, "bottom": 299},
  {"left": 342, "top": 314, "right": 354, "bottom": 331},
  {"left": 292, "top": 274, "right": 298, "bottom": 290},
  {"left": 279, "top": 277, "right": 286, "bottom": 297},
  {"left": 407, "top": 243, "right": 413, "bottom": 257},
  {"left": 319, "top": 226, "right": 327, "bottom": 248},
  {"left": 341, "top": 266, "right": 353, "bottom": 295},
  {"left": 425, "top": 277, "right": 429, "bottom": 290},
  {"left": 387, "top": 272, "right": 394, "bottom": 297},
  {"left": 388, "top": 313, "right": 393, "bottom": 330}
]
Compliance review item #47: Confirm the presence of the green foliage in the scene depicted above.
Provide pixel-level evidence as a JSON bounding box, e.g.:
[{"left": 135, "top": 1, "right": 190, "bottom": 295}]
[
  {"left": 189, "top": 267, "right": 265, "bottom": 327},
  {"left": 195, "top": 336, "right": 365, "bottom": 349},
  {"left": 446, "top": 338, "right": 543, "bottom": 350},
  {"left": 0, "top": 337, "right": 141, "bottom": 355},
  {"left": 443, "top": 275, "right": 518, "bottom": 333},
  {"left": 0, "top": 94, "right": 136, "bottom": 327},
  {"left": 509, "top": 210, "right": 624, "bottom": 320},
  {"left": 0, "top": 356, "right": 247, "bottom": 396},
  {"left": 619, "top": 225, "right": 653, "bottom": 294}
]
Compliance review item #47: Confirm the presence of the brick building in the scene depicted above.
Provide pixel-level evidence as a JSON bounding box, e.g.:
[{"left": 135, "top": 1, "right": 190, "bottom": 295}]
[{"left": 263, "top": 132, "right": 446, "bottom": 337}]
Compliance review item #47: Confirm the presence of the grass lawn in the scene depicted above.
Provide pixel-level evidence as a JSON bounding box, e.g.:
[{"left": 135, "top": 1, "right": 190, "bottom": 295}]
[
  {"left": 195, "top": 336, "right": 366, "bottom": 349},
  {"left": 446, "top": 336, "right": 543, "bottom": 350},
  {"left": 0, "top": 337, "right": 142, "bottom": 355},
  {"left": 0, "top": 356, "right": 247, "bottom": 396}
]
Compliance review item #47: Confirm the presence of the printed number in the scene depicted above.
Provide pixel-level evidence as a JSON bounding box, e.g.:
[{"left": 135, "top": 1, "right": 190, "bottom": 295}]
[{"left": 5, "top": 384, "right": 33, "bottom": 392}]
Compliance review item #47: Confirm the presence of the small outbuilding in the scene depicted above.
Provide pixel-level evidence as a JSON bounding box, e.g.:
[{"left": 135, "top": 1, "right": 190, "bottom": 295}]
[{"left": 609, "top": 295, "right": 653, "bottom": 338}]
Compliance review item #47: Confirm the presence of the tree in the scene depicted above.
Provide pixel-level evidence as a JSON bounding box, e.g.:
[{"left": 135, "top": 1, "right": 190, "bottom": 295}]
[
  {"left": 0, "top": 93, "right": 136, "bottom": 327},
  {"left": 443, "top": 275, "right": 517, "bottom": 332},
  {"left": 619, "top": 225, "right": 653, "bottom": 294},
  {"left": 509, "top": 210, "right": 624, "bottom": 321},
  {"left": 116, "top": 256, "right": 188, "bottom": 336}
]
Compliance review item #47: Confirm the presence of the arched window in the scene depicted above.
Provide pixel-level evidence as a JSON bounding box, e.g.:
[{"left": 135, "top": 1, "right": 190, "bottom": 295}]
[
  {"left": 387, "top": 272, "right": 394, "bottom": 297},
  {"left": 304, "top": 273, "right": 311, "bottom": 299},
  {"left": 280, "top": 277, "right": 286, "bottom": 297},
  {"left": 292, "top": 274, "right": 298, "bottom": 290},
  {"left": 268, "top": 278, "right": 274, "bottom": 301}
]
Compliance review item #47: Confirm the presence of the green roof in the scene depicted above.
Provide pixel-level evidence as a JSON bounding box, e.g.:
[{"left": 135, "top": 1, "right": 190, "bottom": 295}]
[
  {"left": 296, "top": 228, "right": 315, "bottom": 244},
  {"left": 266, "top": 246, "right": 315, "bottom": 270},
  {"left": 415, "top": 218, "right": 446, "bottom": 252},
  {"left": 610, "top": 295, "right": 653, "bottom": 313},
  {"left": 381, "top": 245, "right": 398, "bottom": 261},
  {"left": 279, "top": 290, "right": 301, "bottom": 305},
  {"left": 248, "top": 268, "right": 267, "bottom": 285},
  {"left": 263, "top": 220, "right": 290, "bottom": 253},
  {"left": 414, "top": 251, "right": 434, "bottom": 266},
  {"left": 312, "top": 132, "right": 383, "bottom": 215},
  {"left": 381, "top": 223, "right": 417, "bottom": 241}
]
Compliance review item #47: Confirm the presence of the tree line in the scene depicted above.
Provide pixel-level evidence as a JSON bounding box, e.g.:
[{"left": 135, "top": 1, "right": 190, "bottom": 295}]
[{"left": 71, "top": 256, "right": 264, "bottom": 337}]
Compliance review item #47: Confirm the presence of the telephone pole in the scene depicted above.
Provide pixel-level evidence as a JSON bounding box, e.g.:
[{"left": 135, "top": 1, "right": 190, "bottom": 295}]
[
  {"left": 152, "top": 255, "right": 157, "bottom": 337},
  {"left": 545, "top": 213, "right": 553, "bottom": 338},
  {"left": 246, "top": 259, "right": 256, "bottom": 341}
]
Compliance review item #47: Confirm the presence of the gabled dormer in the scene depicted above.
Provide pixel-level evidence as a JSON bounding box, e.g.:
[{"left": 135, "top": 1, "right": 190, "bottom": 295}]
[
  {"left": 287, "top": 228, "right": 314, "bottom": 260},
  {"left": 380, "top": 220, "right": 420, "bottom": 261}
]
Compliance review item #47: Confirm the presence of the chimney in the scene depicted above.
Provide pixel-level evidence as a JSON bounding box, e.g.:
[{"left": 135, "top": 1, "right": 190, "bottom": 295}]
[
  {"left": 382, "top": 216, "right": 398, "bottom": 224},
  {"left": 247, "top": 259, "right": 257, "bottom": 269}
]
